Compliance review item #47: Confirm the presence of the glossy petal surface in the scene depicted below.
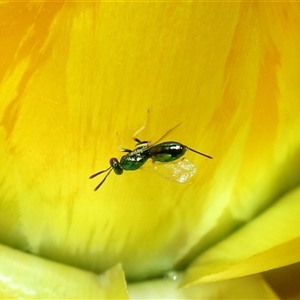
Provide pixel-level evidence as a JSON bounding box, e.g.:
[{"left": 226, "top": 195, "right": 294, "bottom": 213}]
[
  {"left": 0, "top": 244, "right": 128, "bottom": 299},
  {"left": 183, "top": 186, "right": 300, "bottom": 286}
]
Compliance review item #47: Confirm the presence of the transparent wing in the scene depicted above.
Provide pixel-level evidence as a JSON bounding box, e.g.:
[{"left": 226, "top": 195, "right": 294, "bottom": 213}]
[{"left": 144, "top": 158, "right": 197, "bottom": 184}]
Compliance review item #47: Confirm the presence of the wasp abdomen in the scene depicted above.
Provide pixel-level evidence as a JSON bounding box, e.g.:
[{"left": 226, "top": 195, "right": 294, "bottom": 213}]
[{"left": 149, "top": 142, "right": 186, "bottom": 162}]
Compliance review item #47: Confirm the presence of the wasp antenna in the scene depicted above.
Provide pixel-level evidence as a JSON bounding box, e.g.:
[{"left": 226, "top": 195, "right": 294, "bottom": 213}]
[
  {"left": 187, "top": 147, "right": 213, "bottom": 159},
  {"left": 93, "top": 168, "right": 113, "bottom": 191},
  {"left": 89, "top": 166, "right": 111, "bottom": 179}
]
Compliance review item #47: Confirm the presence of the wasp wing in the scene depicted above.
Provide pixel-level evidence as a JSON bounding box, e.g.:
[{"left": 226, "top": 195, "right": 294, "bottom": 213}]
[{"left": 149, "top": 158, "right": 197, "bottom": 183}]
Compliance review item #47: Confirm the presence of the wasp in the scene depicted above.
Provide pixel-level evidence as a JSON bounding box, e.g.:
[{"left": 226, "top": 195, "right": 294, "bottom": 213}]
[{"left": 89, "top": 122, "right": 212, "bottom": 191}]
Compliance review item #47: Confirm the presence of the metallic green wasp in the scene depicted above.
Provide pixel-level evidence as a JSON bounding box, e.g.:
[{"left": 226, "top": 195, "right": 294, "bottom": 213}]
[{"left": 89, "top": 123, "right": 212, "bottom": 191}]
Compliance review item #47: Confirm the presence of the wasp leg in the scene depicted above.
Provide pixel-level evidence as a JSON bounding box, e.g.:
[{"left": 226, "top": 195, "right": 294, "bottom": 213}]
[
  {"left": 116, "top": 132, "right": 132, "bottom": 152},
  {"left": 151, "top": 123, "right": 182, "bottom": 145},
  {"left": 134, "top": 137, "right": 150, "bottom": 146},
  {"left": 132, "top": 109, "right": 149, "bottom": 141},
  {"left": 120, "top": 148, "right": 132, "bottom": 153}
]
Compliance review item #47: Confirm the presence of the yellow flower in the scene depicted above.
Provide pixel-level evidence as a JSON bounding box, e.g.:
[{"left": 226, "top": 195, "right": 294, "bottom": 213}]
[{"left": 0, "top": 2, "right": 300, "bottom": 298}]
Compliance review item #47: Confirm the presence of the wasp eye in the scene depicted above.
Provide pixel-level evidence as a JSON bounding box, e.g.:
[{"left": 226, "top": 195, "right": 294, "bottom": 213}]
[{"left": 110, "top": 158, "right": 123, "bottom": 175}]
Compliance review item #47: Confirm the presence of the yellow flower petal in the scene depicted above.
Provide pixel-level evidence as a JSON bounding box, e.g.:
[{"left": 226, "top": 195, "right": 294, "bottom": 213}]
[
  {"left": 1, "top": 2, "right": 300, "bottom": 297},
  {"left": 183, "top": 186, "right": 300, "bottom": 286},
  {"left": 128, "top": 274, "right": 279, "bottom": 299},
  {"left": 0, "top": 244, "right": 128, "bottom": 299}
]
